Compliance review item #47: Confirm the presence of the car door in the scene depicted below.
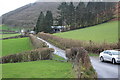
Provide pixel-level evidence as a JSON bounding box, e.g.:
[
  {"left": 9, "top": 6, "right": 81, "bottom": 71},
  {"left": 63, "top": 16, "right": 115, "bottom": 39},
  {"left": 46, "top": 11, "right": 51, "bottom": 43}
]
[
  {"left": 103, "top": 51, "right": 108, "bottom": 61},
  {"left": 106, "top": 51, "right": 112, "bottom": 61}
]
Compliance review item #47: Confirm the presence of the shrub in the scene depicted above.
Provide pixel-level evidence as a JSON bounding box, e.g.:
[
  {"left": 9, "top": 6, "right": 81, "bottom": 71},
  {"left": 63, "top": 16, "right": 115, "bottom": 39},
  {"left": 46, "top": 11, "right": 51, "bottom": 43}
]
[{"left": 1, "top": 48, "right": 54, "bottom": 64}]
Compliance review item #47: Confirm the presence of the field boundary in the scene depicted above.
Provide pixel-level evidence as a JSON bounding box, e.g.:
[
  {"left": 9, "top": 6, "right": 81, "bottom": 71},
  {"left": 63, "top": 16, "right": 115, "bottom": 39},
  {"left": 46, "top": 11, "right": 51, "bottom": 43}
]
[
  {"left": 37, "top": 32, "right": 119, "bottom": 54},
  {"left": 1, "top": 48, "right": 54, "bottom": 64},
  {"left": 1, "top": 35, "right": 28, "bottom": 40}
]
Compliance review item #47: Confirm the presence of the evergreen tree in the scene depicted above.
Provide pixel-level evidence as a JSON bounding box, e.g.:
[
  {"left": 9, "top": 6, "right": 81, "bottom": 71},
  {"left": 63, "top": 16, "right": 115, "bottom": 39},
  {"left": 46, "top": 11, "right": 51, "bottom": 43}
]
[
  {"left": 44, "top": 11, "right": 53, "bottom": 33},
  {"left": 57, "top": 2, "right": 75, "bottom": 29},
  {"left": 57, "top": 2, "right": 68, "bottom": 26},
  {"left": 67, "top": 2, "right": 75, "bottom": 29},
  {"left": 36, "top": 12, "right": 44, "bottom": 33},
  {"left": 75, "top": 2, "right": 85, "bottom": 27},
  {"left": 85, "top": 2, "right": 97, "bottom": 26}
]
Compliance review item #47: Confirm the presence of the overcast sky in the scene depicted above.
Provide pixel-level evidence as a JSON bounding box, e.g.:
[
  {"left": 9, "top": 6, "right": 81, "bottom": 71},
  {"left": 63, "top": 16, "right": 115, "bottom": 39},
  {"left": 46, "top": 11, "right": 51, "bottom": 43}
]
[{"left": 0, "top": 0, "right": 37, "bottom": 16}]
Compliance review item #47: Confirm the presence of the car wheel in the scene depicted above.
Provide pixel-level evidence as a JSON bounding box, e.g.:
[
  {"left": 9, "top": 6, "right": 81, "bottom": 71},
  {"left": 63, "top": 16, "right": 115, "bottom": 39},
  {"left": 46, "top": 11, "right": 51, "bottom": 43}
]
[
  {"left": 100, "top": 57, "right": 104, "bottom": 62},
  {"left": 112, "top": 58, "right": 116, "bottom": 64}
]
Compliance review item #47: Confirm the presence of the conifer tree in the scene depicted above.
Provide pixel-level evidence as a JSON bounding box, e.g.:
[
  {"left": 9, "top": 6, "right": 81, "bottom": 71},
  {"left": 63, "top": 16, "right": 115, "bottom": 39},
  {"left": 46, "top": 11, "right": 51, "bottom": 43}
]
[
  {"left": 76, "top": 2, "right": 85, "bottom": 27},
  {"left": 68, "top": 2, "right": 75, "bottom": 29},
  {"left": 44, "top": 11, "right": 53, "bottom": 33},
  {"left": 36, "top": 11, "right": 44, "bottom": 33}
]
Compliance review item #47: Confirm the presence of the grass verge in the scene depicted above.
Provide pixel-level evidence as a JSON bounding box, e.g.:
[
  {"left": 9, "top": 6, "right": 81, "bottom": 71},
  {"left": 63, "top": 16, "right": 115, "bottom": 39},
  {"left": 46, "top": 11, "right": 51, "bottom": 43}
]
[{"left": 2, "top": 60, "right": 74, "bottom": 78}]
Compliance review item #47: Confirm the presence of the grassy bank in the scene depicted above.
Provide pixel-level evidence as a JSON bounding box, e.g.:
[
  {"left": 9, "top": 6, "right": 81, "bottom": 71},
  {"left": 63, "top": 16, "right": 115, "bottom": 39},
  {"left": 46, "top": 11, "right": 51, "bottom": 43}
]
[
  {"left": 2, "top": 60, "right": 74, "bottom": 78},
  {"left": 2, "top": 37, "right": 33, "bottom": 56},
  {"left": 54, "top": 21, "right": 118, "bottom": 43}
]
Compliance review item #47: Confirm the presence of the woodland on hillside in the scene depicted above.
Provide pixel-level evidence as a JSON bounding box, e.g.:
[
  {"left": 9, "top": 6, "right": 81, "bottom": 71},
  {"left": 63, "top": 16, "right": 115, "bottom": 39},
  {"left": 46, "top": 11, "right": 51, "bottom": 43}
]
[{"left": 35, "top": 2, "right": 118, "bottom": 33}]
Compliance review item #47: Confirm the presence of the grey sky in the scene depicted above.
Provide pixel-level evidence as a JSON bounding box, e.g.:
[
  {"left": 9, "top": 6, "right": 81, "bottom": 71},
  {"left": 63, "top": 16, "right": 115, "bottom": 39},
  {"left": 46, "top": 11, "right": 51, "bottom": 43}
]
[
  {"left": 0, "top": 0, "right": 37, "bottom": 16},
  {"left": 0, "top": 0, "right": 119, "bottom": 16}
]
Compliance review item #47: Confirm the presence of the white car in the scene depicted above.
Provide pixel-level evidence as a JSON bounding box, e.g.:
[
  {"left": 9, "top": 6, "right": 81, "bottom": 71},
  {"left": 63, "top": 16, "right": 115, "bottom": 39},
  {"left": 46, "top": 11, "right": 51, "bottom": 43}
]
[{"left": 99, "top": 50, "right": 120, "bottom": 64}]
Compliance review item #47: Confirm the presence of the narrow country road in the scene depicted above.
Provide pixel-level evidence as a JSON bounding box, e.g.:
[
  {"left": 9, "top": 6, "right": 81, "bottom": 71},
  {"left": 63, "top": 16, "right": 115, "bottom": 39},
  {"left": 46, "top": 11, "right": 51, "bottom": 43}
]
[
  {"left": 90, "top": 57, "right": 120, "bottom": 79},
  {"left": 37, "top": 36, "right": 120, "bottom": 79},
  {"left": 37, "top": 37, "right": 67, "bottom": 59}
]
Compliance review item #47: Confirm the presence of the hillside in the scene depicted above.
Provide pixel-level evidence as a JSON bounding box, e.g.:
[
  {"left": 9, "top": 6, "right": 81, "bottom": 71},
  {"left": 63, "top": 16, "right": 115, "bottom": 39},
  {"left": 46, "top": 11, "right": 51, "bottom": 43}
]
[
  {"left": 54, "top": 21, "right": 118, "bottom": 43},
  {"left": 2, "top": 2, "right": 61, "bottom": 28},
  {"left": 2, "top": 2, "right": 119, "bottom": 29}
]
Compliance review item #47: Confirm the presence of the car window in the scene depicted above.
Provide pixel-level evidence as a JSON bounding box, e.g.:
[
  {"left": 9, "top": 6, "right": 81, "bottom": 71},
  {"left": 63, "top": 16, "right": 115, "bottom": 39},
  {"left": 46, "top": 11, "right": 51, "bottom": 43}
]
[
  {"left": 113, "top": 51, "right": 120, "bottom": 55},
  {"left": 108, "top": 52, "right": 111, "bottom": 54},
  {"left": 104, "top": 51, "right": 108, "bottom": 54},
  {"left": 103, "top": 51, "right": 111, "bottom": 54}
]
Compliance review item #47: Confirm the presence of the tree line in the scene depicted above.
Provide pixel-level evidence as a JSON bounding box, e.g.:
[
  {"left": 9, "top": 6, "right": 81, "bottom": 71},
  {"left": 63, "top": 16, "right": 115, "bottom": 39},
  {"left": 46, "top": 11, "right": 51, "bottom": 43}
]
[
  {"left": 35, "top": 2, "right": 116, "bottom": 33},
  {"left": 57, "top": 2, "right": 116, "bottom": 30}
]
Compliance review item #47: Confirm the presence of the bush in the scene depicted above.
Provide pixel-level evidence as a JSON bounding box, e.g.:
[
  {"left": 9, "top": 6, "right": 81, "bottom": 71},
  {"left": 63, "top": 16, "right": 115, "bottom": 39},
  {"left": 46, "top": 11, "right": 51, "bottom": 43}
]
[{"left": 1, "top": 48, "right": 54, "bottom": 64}]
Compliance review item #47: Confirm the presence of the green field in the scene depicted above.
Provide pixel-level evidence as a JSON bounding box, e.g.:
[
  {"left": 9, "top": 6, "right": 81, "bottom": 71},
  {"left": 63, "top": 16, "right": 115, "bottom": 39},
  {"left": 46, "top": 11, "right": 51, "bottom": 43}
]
[
  {"left": 0, "top": 25, "right": 21, "bottom": 31},
  {"left": 1, "top": 37, "right": 73, "bottom": 78},
  {"left": 2, "top": 37, "right": 33, "bottom": 56},
  {"left": 54, "top": 21, "right": 118, "bottom": 43},
  {"left": 0, "top": 34, "right": 20, "bottom": 38},
  {"left": 2, "top": 60, "right": 73, "bottom": 78}
]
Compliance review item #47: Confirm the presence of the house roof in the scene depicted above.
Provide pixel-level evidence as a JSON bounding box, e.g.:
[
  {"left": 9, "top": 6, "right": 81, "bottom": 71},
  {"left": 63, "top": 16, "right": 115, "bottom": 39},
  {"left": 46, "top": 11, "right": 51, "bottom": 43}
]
[{"left": 51, "top": 26, "right": 65, "bottom": 29}]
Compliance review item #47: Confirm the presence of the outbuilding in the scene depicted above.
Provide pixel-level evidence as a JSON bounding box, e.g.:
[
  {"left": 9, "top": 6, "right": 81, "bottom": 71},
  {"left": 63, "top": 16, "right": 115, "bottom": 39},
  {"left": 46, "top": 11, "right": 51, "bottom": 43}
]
[{"left": 51, "top": 26, "right": 65, "bottom": 33}]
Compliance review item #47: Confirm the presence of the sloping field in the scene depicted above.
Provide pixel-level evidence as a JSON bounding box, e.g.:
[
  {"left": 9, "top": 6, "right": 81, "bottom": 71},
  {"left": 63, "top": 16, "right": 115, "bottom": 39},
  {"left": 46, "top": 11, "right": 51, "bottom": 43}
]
[
  {"left": 2, "top": 37, "right": 33, "bottom": 56},
  {"left": 54, "top": 21, "right": 118, "bottom": 43},
  {"left": 2, "top": 60, "right": 73, "bottom": 78}
]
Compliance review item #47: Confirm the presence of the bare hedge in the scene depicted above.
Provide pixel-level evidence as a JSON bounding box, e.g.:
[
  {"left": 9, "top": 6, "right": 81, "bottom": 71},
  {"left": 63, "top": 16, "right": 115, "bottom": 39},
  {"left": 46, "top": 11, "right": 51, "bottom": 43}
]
[
  {"left": 29, "top": 34, "right": 47, "bottom": 48},
  {"left": 1, "top": 48, "right": 54, "bottom": 64},
  {"left": 1, "top": 35, "right": 28, "bottom": 40},
  {"left": 37, "top": 32, "right": 118, "bottom": 54},
  {"left": 66, "top": 47, "right": 97, "bottom": 78}
]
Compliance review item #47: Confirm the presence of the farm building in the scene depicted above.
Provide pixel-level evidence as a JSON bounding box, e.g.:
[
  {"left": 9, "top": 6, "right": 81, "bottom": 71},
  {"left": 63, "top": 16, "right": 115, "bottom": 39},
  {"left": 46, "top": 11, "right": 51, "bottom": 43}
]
[{"left": 51, "top": 26, "right": 65, "bottom": 33}]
